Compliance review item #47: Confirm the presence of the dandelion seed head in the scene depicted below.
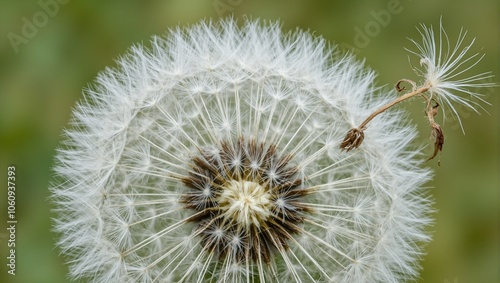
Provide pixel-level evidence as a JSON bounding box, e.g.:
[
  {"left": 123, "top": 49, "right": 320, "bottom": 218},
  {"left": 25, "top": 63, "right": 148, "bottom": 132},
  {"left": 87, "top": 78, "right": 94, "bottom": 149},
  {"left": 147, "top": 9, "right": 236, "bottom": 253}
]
[{"left": 52, "top": 18, "right": 434, "bottom": 282}]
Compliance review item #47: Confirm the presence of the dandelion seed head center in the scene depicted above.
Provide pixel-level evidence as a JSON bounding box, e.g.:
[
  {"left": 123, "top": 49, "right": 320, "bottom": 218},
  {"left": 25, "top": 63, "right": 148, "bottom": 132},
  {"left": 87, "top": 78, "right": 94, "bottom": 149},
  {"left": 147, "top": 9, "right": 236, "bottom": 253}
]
[
  {"left": 181, "top": 136, "right": 309, "bottom": 263},
  {"left": 218, "top": 180, "right": 272, "bottom": 228}
]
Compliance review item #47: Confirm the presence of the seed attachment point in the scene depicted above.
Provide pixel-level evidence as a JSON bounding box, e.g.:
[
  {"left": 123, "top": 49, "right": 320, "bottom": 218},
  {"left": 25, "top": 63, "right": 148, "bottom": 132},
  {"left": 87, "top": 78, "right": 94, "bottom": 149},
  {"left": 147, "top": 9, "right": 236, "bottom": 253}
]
[{"left": 340, "top": 128, "right": 365, "bottom": 152}]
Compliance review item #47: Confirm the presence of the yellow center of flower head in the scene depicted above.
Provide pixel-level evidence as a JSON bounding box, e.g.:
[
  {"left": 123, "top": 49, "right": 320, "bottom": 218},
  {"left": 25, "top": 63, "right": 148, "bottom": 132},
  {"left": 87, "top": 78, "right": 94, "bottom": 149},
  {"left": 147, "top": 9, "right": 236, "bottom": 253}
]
[{"left": 181, "top": 137, "right": 310, "bottom": 263}]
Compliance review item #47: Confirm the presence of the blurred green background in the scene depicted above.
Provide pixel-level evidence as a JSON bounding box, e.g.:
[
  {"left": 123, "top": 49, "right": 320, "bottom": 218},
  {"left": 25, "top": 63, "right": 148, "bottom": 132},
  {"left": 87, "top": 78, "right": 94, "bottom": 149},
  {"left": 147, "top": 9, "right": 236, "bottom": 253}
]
[{"left": 0, "top": 0, "right": 498, "bottom": 282}]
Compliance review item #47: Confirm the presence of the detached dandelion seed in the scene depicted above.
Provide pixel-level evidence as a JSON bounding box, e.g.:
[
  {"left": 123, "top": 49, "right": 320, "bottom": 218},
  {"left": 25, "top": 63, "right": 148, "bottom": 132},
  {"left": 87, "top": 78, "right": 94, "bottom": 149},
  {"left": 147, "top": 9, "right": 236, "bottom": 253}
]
[
  {"left": 408, "top": 20, "right": 494, "bottom": 129},
  {"left": 341, "top": 20, "right": 494, "bottom": 162},
  {"left": 51, "top": 18, "right": 490, "bottom": 282}
]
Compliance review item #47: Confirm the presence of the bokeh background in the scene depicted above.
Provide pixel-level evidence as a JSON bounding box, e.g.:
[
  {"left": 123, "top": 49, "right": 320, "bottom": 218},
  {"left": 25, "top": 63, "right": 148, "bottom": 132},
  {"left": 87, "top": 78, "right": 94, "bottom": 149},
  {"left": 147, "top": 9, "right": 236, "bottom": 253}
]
[{"left": 0, "top": 0, "right": 498, "bottom": 282}]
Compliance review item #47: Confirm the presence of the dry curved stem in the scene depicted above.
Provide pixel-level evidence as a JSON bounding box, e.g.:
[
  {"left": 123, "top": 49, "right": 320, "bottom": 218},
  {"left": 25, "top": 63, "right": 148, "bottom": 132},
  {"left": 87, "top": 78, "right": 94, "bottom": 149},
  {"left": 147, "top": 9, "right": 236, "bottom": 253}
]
[
  {"left": 340, "top": 78, "right": 445, "bottom": 165},
  {"left": 396, "top": 79, "right": 417, "bottom": 93},
  {"left": 425, "top": 99, "right": 444, "bottom": 165},
  {"left": 340, "top": 80, "right": 430, "bottom": 151}
]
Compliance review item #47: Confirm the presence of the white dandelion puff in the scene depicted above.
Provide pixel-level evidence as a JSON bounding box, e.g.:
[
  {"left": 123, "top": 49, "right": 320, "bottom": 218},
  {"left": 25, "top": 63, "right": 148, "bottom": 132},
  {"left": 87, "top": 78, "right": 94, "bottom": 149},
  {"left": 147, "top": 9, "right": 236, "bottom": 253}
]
[
  {"left": 51, "top": 18, "right": 439, "bottom": 283},
  {"left": 406, "top": 20, "right": 495, "bottom": 130}
]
